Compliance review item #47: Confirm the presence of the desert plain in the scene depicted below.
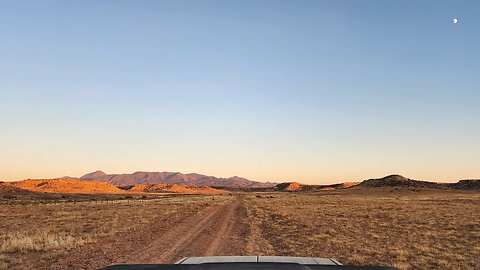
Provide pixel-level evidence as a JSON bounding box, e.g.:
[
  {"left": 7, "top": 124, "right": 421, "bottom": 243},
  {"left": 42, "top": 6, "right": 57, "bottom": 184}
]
[{"left": 1, "top": 182, "right": 479, "bottom": 270}]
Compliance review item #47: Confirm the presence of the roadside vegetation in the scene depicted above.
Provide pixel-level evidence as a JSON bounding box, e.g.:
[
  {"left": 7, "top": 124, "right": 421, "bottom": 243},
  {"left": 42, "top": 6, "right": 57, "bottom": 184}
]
[
  {"left": 245, "top": 192, "right": 480, "bottom": 270},
  {"left": 1, "top": 191, "right": 479, "bottom": 270},
  {"left": 0, "top": 195, "right": 229, "bottom": 270}
]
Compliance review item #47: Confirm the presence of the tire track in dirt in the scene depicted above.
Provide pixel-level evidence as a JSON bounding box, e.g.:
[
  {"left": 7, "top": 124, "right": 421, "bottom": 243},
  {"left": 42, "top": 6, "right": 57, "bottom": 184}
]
[
  {"left": 203, "top": 199, "right": 238, "bottom": 255},
  {"left": 48, "top": 197, "right": 248, "bottom": 269},
  {"left": 133, "top": 198, "right": 245, "bottom": 263}
]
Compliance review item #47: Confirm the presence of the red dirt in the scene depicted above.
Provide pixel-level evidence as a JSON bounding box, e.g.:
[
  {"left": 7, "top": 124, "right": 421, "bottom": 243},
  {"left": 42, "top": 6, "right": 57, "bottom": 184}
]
[{"left": 47, "top": 198, "right": 249, "bottom": 269}]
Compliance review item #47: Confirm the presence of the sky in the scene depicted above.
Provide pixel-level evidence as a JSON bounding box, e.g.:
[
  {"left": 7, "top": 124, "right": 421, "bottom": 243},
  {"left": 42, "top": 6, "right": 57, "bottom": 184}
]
[{"left": 1, "top": 0, "right": 479, "bottom": 183}]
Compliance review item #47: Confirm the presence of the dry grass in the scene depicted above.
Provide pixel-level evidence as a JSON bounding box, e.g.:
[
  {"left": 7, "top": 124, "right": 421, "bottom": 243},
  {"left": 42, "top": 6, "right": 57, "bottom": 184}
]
[
  {"left": 1, "top": 191, "right": 478, "bottom": 270},
  {"left": 0, "top": 231, "right": 92, "bottom": 253},
  {"left": 0, "top": 195, "right": 230, "bottom": 270},
  {"left": 245, "top": 191, "right": 480, "bottom": 270}
]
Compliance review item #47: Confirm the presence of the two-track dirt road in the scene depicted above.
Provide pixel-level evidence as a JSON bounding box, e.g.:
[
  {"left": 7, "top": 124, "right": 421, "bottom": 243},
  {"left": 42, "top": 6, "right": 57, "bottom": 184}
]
[{"left": 49, "top": 198, "right": 249, "bottom": 270}]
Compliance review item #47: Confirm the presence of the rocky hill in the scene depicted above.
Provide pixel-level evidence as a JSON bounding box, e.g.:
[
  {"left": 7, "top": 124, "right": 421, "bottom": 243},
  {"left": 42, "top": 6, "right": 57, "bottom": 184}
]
[
  {"left": 3, "top": 179, "right": 127, "bottom": 194},
  {"left": 126, "top": 184, "right": 225, "bottom": 194},
  {"left": 275, "top": 182, "right": 303, "bottom": 191},
  {"left": 273, "top": 175, "right": 480, "bottom": 192},
  {"left": 357, "top": 175, "right": 444, "bottom": 189},
  {"left": 356, "top": 175, "right": 480, "bottom": 191},
  {"left": 274, "top": 181, "right": 360, "bottom": 192},
  {"left": 1, "top": 179, "right": 226, "bottom": 195},
  {"left": 447, "top": 179, "right": 480, "bottom": 190}
]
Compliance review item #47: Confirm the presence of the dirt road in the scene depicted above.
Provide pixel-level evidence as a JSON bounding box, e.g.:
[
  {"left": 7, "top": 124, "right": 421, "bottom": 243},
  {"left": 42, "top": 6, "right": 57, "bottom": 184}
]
[{"left": 49, "top": 198, "right": 249, "bottom": 269}]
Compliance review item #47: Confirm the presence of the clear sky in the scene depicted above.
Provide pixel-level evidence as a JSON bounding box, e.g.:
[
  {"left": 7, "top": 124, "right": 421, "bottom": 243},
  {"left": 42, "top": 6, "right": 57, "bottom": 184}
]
[{"left": 1, "top": 0, "right": 479, "bottom": 183}]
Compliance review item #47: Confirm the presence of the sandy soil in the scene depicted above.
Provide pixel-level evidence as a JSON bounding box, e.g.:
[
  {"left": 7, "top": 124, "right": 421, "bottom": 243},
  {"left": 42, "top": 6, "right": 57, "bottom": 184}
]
[{"left": 47, "top": 198, "right": 249, "bottom": 269}]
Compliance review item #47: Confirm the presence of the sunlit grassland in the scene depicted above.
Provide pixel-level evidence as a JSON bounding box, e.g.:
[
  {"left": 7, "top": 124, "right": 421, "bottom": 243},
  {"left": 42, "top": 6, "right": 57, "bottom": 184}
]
[
  {"left": 245, "top": 192, "right": 480, "bottom": 270},
  {"left": 0, "top": 195, "right": 231, "bottom": 270}
]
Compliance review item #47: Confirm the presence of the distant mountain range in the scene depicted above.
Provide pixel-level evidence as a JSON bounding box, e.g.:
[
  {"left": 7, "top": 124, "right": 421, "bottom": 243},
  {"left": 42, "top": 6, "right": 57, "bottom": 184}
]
[
  {"left": 2, "top": 173, "right": 479, "bottom": 198},
  {"left": 79, "top": 170, "right": 276, "bottom": 188},
  {"left": 77, "top": 172, "right": 479, "bottom": 191},
  {"left": 4, "top": 171, "right": 479, "bottom": 192}
]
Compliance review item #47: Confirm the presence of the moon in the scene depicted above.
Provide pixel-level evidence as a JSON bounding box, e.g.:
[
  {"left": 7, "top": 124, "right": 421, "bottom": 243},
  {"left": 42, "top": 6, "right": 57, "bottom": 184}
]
[{"left": 453, "top": 18, "right": 458, "bottom": 24}]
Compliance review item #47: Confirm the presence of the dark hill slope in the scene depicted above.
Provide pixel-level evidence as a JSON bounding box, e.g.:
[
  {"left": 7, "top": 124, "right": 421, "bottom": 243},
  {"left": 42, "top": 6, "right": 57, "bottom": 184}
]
[
  {"left": 358, "top": 175, "right": 445, "bottom": 189},
  {"left": 357, "top": 175, "right": 479, "bottom": 191},
  {"left": 447, "top": 179, "right": 480, "bottom": 190}
]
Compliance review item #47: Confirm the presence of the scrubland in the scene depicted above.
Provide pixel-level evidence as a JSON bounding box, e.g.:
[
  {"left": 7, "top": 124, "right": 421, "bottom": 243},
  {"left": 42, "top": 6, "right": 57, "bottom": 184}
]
[
  {"left": 1, "top": 191, "right": 479, "bottom": 270},
  {"left": 245, "top": 191, "right": 480, "bottom": 270},
  {"left": 0, "top": 195, "right": 230, "bottom": 269}
]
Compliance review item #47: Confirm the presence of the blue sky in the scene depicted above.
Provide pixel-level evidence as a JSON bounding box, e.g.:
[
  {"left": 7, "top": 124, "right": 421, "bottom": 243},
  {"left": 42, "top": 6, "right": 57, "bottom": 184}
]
[{"left": 1, "top": 0, "right": 479, "bottom": 183}]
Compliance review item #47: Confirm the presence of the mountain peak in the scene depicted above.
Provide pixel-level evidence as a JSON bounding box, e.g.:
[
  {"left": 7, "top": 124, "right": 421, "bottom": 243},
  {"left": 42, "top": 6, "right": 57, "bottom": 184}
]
[{"left": 80, "top": 170, "right": 107, "bottom": 180}]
